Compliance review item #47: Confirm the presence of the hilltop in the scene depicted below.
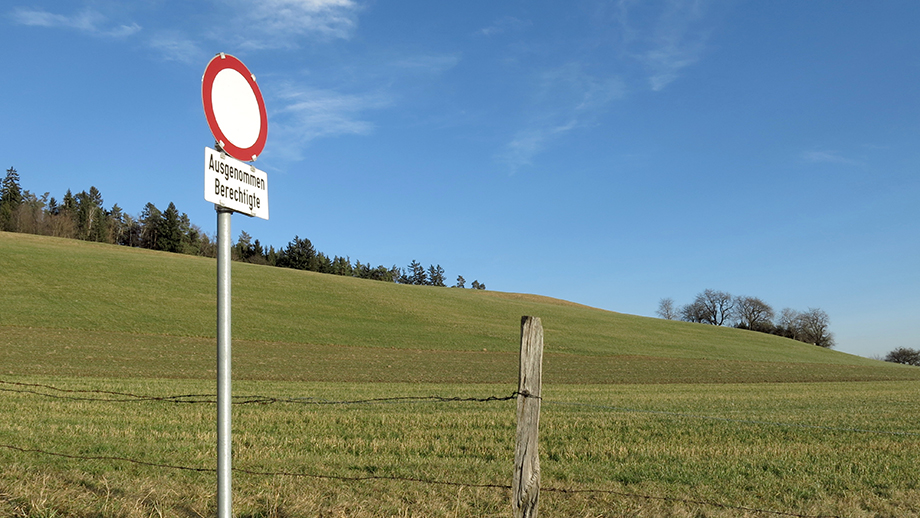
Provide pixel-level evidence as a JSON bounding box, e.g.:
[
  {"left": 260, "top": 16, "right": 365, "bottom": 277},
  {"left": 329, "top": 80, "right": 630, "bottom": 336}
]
[{"left": 2, "top": 231, "right": 917, "bottom": 384}]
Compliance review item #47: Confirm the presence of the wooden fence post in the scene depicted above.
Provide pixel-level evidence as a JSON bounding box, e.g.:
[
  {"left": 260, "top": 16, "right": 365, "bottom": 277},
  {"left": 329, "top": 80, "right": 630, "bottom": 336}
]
[{"left": 513, "top": 316, "right": 543, "bottom": 518}]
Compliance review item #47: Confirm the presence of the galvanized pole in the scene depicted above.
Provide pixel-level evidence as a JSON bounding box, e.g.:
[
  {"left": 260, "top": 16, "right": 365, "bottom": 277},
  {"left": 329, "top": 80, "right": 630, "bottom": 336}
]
[{"left": 216, "top": 206, "right": 233, "bottom": 518}]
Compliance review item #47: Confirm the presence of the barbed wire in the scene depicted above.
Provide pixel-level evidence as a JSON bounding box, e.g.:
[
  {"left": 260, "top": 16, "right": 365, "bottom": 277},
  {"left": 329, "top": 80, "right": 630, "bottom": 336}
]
[
  {"left": 3, "top": 379, "right": 916, "bottom": 438},
  {"left": 0, "top": 380, "right": 216, "bottom": 403},
  {"left": 0, "top": 442, "right": 840, "bottom": 518},
  {"left": 0, "top": 380, "right": 526, "bottom": 405},
  {"left": 0, "top": 380, "right": 905, "bottom": 516}
]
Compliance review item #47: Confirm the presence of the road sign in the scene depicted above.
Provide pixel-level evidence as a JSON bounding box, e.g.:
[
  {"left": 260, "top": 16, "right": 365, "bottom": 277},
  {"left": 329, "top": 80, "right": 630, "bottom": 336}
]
[
  {"left": 205, "top": 147, "right": 269, "bottom": 220},
  {"left": 201, "top": 53, "right": 272, "bottom": 518},
  {"left": 202, "top": 53, "right": 268, "bottom": 162}
]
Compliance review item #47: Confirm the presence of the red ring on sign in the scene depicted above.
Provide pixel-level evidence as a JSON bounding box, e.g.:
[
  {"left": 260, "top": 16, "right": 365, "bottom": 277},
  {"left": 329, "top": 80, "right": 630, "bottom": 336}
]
[{"left": 202, "top": 53, "right": 268, "bottom": 162}]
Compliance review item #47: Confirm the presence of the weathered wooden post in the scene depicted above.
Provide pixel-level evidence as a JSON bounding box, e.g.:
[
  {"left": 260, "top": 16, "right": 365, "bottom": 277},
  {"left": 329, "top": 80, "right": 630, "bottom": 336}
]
[{"left": 513, "top": 316, "right": 543, "bottom": 518}]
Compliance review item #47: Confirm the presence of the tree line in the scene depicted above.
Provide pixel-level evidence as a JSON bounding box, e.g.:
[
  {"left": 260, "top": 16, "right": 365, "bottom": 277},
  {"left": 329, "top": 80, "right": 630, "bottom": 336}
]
[
  {"left": 883, "top": 348, "right": 920, "bottom": 366},
  {"left": 656, "top": 289, "right": 835, "bottom": 348},
  {"left": 1, "top": 166, "right": 486, "bottom": 289}
]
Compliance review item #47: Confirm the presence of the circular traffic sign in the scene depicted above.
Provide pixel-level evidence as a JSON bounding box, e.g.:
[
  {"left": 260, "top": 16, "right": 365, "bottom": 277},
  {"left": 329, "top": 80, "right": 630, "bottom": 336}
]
[{"left": 202, "top": 53, "right": 268, "bottom": 162}]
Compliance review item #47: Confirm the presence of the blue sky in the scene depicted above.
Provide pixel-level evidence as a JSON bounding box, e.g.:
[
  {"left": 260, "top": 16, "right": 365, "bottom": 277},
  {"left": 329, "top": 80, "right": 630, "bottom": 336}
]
[{"left": 3, "top": 1, "right": 918, "bottom": 359}]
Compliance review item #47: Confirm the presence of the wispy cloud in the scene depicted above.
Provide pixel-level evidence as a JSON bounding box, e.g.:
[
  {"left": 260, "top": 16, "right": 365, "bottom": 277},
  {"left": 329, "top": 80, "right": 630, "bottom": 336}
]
[
  {"left": 502, "top": 121, "right": 578, "bottom": 171},
  {"left": 268, "top": 84, "right": 390, "bottom": 160},
  {"left": 496, "top": 1, "right": 721, "bottom": 171},
  {"left": 148, "top": 32, "right": 206, "bottom": 64},
  {"left": 499, "top": 63, "right": 625, "bottom": 171},
  {"left": 478, "top": 16, "right": 531, "bottom": 37},
  {"left": 10, "top": 7, "right": 141, "bottom": 37},
  {"left": 222, "top": 0, "right": 361, "bottom": 49},
  {"left": 802, "top": 150, "right": 863, "bottom": 166},
  {"left": 615, "top": 0, "right": 716, "bottom": 91},
  {"left": 643, "top": 37, "right": 707, "bottom": 91},
  {"left": 11, "top": 2, "right": 365, "bottom": 71}
]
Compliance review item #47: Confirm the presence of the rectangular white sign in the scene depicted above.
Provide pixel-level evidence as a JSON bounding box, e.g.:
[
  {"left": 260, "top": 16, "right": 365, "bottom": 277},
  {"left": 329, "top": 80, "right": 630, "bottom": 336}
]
[{"left": 204, "top": 147, "right": 269, "bottom": 220}]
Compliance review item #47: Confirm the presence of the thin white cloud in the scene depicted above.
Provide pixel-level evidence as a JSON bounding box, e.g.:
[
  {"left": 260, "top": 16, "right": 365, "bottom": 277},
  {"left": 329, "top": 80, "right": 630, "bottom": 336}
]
[
  {"left": 644, "top": 37, "right": 706, "bottom": 91},
  {"left": 478, "top": 16, "right": 531, "bottom": 37},
  {"left": 802, "top": 150, "right": 863, "bottom": 166},
  {"left": 268, "top": 84, "right": 390, "bottom": 160},
  {"left": 503, "top": 120, "right": 579, "bottom": 170},
  {"left": 106, "top": 23, "right": 142, "bottom": 38},
  {"left": 11, "top": 7, "right": 101, "bottom": 30},
  {"left": 500, "top": 64, "right": 625, "bottom": 171},
  {"left": 615, "top": 0, "right": 715, "bottom": 91},
  {"left": 222, "top": 0, "right": 361, "bottom": 49},
  {"left": 497, "top": 1, "right": 720, "bottom": 170},
  {"left": 148, "top": 32, "right": 206, "bottom": 64},
  {"left": 10, "top": 7, "right": 140, "bottom": 37},
  {"left": 11, "top": 2, "right": 363, "bottom": 68}
]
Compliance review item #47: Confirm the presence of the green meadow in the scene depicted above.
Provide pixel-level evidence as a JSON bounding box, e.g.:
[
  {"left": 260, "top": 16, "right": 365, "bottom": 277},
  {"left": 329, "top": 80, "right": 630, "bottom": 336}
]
[{"left": 2, "top": 231, "right": 919, "bottom": 517}]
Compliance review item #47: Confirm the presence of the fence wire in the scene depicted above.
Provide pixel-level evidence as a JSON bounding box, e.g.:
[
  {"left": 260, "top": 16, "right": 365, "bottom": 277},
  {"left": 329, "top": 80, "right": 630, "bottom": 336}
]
[
  {"left": 2, "top": 378, "right": 911, "bottom": 517},
  {"left": 0, "top": 379, "right": 524, "bottom": 405},
  {"left": 0, "top": 442, "right": 841, "bottom": 518},
  {"left": 2, "top": 379, "right": 915, "bottom": 437}
]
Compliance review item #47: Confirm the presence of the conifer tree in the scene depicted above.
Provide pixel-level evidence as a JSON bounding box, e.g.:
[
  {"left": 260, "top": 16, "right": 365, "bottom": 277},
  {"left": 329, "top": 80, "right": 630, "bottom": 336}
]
[
  {"left": 0, "top": 167, "right": 22, "bottom": 231},
  {"left": 428, "top": 264, "right": 446, "bottom": 287},
  {"left": 159, "top": 202, "right": 183, "bottom": 252},
  {"left": 139, "top": 202, "right": 162, "bottom": 250},
  {"left": 278, "top": 235, "right": 316, "bottom": 270},
  {"left": 408, "top": 260, "right": 427, "bottom": 285}
]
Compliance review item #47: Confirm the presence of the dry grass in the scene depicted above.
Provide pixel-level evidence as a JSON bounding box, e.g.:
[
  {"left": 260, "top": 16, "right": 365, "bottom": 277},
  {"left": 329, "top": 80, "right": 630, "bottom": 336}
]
[{"left": 1, "top": 378, "right": 919, "bottom": 517}]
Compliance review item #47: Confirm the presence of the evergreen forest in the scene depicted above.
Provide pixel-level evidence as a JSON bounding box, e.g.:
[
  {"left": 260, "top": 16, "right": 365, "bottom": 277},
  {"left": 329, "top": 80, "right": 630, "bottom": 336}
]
[{"left": 0, "top": 166, "right": 484, "bottom": 288}]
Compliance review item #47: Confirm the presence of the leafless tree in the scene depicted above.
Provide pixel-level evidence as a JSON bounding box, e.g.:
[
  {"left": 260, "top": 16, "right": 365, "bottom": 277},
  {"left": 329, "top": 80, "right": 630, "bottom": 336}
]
[
  {"left": 884, "top": 347, "right": 920, "bottom": 366},
  {"left": 656, "top": 297, "right": 678, "bottom": 320},
  {"left": 688, "top": 289, "right": 735, "bottom": 326},
  {"left": 735, "top": 296, "right": 775, "bottom": 332},
  {"left": 797, "top": 307, "right": 835, "bottom": 348},
  {"left": 680, "top": 300, "right": 708, "bottom": 323},
  {"left": 668, "top": 292, "right": 834, "bottom": 347},
  {"left": 777, "top": 308, "right": 801, "bottom": 340}
]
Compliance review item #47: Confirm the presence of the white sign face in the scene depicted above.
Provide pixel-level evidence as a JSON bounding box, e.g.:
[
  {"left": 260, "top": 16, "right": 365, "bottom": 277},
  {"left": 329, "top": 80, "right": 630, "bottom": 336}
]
[
  {"left": 211, "top": 68, "right": 262, "bottom": 150},
  {"left": 204, "top": 147, "right": 269, "bottom": 220}
]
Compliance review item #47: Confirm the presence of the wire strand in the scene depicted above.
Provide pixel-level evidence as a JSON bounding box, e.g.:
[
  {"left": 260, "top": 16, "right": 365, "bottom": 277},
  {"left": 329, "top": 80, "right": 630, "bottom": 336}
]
[
  {"left": 2, "top": 379, "right": 914, "bottom": 437},
  {"left": 0, "top": 442, "right": 840, "bottom": 518},
  {"left": 0, "top": 380, "right": 526, "bottom": 405}
]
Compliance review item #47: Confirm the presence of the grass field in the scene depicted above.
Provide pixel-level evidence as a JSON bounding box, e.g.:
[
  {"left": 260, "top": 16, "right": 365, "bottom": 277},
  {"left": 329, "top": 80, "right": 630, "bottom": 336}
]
[
  {"left": 2, "top": 378, "right": 919, "bottom": 517},
  {"left": 2, "top": 232, "right": 920, "bottom": 517}
]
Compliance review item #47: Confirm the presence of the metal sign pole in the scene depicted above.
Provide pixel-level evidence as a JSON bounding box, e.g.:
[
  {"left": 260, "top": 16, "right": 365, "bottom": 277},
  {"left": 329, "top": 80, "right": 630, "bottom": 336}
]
[
  {"left": 203, "top": 53, "right": 268, "bottom": 518},
  {"left": 216, "top": 205, "right": 233, "bottom": 518}
]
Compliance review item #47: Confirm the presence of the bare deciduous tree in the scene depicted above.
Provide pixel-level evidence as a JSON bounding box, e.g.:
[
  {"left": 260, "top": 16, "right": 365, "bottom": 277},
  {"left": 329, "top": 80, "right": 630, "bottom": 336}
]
[
  {"left": 884, "top": 347, "right": 920, "bottom": 366},
  {"left": 656, "top": 297, "right": 677, "bottom": 320},
  {"left": 686, "top": 289, "right": 735, "bottom": 326},
  {"left": 680, "top": 300, "right": 708, "bottom": 323},
  {"left": 735, "top": 296, "right": 775, "bottom": 332},
  {"left": 665, "top": 291, "right": 835, "bottom": 348},
  {"left": 797, "top": 307, "right": 835, "bottom": 348},
  {"left": 777, "top": 308, "right": 801, "bottom": 340}
]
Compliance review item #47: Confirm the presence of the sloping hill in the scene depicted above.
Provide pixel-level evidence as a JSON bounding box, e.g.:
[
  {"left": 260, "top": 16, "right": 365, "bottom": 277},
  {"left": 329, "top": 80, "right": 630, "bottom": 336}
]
[{"left": 2, "top": 232, "right": 916, "bottom": 383}]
